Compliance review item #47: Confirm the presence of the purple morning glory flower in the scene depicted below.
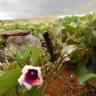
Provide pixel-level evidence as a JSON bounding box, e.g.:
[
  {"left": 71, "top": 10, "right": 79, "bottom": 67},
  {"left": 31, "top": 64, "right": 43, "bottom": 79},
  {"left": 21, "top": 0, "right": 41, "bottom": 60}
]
[{"left": 18, "top": 65, "right": 43, "bottom": 90}]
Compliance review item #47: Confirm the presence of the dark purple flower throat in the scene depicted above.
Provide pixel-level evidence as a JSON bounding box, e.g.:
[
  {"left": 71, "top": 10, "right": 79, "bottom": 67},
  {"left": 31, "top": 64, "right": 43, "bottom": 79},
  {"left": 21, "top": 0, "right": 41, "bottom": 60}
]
[{"left": 24, "top": 69, "right": 39, "bottom": 84}]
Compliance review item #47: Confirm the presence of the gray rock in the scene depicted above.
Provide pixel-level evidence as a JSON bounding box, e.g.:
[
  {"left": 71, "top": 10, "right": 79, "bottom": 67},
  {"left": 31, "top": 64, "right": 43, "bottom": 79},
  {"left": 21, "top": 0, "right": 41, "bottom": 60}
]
[{"left": 6, "top": 34, "right": 41, "bottom": 48}]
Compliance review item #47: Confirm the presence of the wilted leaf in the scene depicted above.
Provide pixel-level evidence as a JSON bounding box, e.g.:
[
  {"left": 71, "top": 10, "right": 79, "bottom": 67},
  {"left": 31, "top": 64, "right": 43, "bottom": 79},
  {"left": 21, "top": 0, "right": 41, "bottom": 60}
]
[{"left": 61, "top": 43, "right": 76, "bottom": 56}]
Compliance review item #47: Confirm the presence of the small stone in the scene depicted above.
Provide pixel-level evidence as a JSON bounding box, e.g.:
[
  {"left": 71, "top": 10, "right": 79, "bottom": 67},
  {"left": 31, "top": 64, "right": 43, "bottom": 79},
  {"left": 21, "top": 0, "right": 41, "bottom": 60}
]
[
  {"left": 6, "top": 34, "right": 41, "bottom": 48},
  {"left": 70, "top": 74, "right": 73, "bottom": 78}
]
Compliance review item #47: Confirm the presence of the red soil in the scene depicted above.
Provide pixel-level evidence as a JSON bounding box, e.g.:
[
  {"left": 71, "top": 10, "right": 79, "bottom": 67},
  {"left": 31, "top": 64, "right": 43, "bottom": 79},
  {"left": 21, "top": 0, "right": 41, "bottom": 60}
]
[{"left": 45, "top": 66, "right": 91, "bottom": 96}]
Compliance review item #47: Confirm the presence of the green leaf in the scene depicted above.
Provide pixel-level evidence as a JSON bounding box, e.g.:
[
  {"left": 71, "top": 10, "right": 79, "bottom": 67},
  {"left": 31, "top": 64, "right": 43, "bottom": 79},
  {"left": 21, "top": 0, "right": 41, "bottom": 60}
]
[
  {"left": 80, "top": 92, "right": 86, "bottom": 96},
  {"left": 29, "top": 46, "right": 40, "bottom": 66},
  {"left": 15, "top": 45, "right": 40, "bottom": 66},
  {"left": 76, "top": 63, "right": 96, "bottom": 84},
  {"left": 1, "top": 87, "right": 17, "bottom": 96},
  {"left": 0, "top": 68, "right": 21, "bottom": 95},
  {"left": 22, "top": 44, "right": 40, "bottom": 66},
  {"left": 19, "top": 87, "right": 43, "bottom": 96},
  {"left": 15, "top": 48, "right": 31, "bottom": 65},
  {"left": 25, "top": 87, "right": 43, "bottom": 96},
  {"left": 61, "top": 43, "right": 76, "bottom": 56},
  {"left": 0, "top": 70, "right": 5, "bottom": 76}
]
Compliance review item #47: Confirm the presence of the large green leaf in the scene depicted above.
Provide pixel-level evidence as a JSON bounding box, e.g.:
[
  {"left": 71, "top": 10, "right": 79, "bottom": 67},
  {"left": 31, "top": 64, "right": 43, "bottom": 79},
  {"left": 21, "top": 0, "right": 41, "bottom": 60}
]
[
  {"left": 0, "top": 68, "right": 21, "bottom": 95},
  {"left": 1, "top": 87, "right": 17, "bottom": 96},
  {"left": 76, "top": 63, "right": 96, "bottom": 84},
  {"left": 22, "top": 45, "right": 40, "bottom": 66},
  {"left": 15, "top": 48, "right": 31, "bottom": 65},
  {"left": 15, "top": 45, "right": 40, "bottom": 66}
]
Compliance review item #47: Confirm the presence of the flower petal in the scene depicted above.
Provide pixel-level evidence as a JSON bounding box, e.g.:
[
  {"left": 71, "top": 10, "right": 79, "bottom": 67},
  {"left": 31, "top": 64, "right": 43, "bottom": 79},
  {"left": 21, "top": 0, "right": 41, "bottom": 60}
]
[
  {"left": 18, "top": 74, "right": 25, "bottom": 86},
  {"left": 18, "top": 65, "right": 43, "bottom": 90},
  {"left": 33, "top": 76, "right": 43, "bottom": 86},
  {"left": 22, "top": 65, "right": 33, "bottom": 74},
  {"left": 23, "top": 82, "right": 33, "bottom": 90}
]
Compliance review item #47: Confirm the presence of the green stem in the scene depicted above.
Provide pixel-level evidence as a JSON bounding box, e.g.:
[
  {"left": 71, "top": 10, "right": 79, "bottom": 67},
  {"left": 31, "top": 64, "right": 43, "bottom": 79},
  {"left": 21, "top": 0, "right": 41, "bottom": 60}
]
[{"left": 15, "top": 85, "right": 19, "bottom": 96}]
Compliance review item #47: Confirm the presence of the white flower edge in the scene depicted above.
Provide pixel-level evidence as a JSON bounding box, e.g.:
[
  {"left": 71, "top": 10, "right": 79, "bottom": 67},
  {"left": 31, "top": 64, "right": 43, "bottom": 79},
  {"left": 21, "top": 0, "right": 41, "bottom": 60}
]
[{"left": 18, "top": 65, "right": 43, "bottom": 90}]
